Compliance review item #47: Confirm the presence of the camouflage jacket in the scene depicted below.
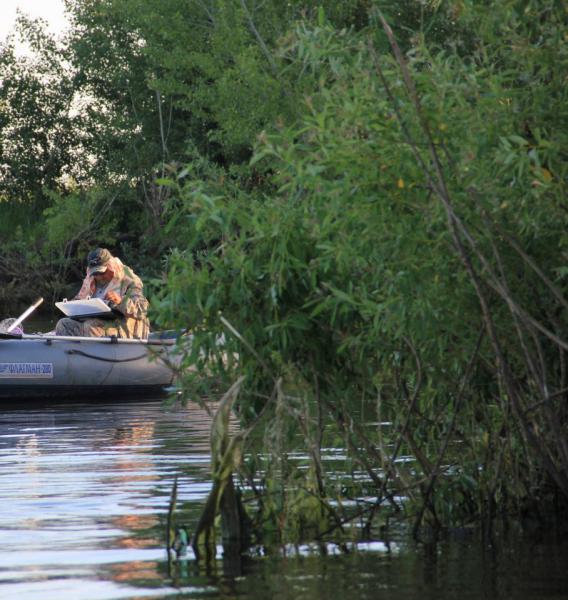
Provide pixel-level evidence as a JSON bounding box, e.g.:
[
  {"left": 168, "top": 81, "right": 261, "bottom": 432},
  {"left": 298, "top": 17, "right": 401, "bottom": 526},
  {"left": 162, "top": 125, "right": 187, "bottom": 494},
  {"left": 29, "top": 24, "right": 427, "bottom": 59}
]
[{"left": 75, "top": 257, "right": 150, "bottom": 338}]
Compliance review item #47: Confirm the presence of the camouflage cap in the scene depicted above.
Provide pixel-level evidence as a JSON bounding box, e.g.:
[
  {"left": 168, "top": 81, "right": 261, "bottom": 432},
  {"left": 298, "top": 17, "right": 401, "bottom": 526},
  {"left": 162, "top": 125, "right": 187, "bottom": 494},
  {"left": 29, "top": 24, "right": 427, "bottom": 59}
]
[{"left": 87, "top": 247, "right": 113, "bottom": 276}]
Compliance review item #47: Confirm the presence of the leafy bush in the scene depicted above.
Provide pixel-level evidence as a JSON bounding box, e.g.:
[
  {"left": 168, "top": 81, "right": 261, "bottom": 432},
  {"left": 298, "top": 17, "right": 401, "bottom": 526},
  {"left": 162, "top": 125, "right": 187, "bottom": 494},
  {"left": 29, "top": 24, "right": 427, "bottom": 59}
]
[{"left": 157, "top": 3, "right": 568, "bottom": 538}]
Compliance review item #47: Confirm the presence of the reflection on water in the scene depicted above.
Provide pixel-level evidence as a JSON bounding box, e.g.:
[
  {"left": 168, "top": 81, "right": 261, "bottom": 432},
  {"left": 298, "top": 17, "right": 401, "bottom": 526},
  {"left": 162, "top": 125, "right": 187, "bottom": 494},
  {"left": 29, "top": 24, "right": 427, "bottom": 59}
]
[
  {"left": 0, "top": 397, "right": 567, "bottom": 600},
  {"left": 0, "top": 398, "right": 212, "bottom": 599}
]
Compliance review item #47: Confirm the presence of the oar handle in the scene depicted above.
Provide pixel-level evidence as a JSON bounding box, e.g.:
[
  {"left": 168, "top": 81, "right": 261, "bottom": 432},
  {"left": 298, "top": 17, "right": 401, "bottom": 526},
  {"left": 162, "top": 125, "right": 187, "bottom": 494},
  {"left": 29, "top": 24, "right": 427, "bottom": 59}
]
[{"left": 6, "top": 297, "right": 44, "bottom": 333}]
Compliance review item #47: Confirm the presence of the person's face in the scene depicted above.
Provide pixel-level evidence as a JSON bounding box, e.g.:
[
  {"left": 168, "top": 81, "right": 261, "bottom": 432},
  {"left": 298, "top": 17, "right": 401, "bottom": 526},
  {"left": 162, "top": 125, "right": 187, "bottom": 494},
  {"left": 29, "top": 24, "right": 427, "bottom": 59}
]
[{"left": 93, "top": 268, "right": 114, "bottom": 283}]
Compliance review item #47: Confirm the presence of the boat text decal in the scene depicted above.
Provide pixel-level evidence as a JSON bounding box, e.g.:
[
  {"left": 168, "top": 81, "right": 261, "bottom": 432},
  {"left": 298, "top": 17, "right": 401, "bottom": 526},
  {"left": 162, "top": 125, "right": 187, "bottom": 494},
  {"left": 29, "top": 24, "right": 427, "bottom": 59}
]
[{"left": 0, "top": 363, "right": 54, "bottom": 378}]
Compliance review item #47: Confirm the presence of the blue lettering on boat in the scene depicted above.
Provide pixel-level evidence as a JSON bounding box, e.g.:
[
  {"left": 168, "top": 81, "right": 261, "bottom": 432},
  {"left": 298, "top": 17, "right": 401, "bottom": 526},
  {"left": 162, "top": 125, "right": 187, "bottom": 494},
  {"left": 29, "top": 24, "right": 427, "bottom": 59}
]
[{"left": 0, "top": 363, "right": 53, "bottom": 379}]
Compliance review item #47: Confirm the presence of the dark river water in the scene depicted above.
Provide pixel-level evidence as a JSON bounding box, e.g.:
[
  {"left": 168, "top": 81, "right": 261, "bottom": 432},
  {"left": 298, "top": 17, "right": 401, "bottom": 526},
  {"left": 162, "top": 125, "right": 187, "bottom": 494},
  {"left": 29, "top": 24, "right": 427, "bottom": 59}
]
[
  {"left": 1, "top": 312, "right": 568, "bottom": 598},
  {"left": 0, "top": 397, "right": 567, "bottom": 600}
]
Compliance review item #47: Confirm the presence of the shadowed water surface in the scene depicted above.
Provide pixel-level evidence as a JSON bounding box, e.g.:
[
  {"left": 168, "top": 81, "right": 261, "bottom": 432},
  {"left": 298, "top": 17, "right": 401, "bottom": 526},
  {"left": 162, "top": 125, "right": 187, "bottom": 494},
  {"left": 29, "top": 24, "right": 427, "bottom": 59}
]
[{"left": 0, "top": 397, "right": 567, "bottom": 600}]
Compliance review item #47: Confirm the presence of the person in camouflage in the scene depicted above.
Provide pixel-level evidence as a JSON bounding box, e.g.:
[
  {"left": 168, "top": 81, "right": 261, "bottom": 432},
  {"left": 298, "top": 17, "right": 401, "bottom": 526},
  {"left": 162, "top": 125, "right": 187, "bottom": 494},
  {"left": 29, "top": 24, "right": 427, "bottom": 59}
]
[{"left": 55, "top": 248, "right": 150, "bottom": 339}]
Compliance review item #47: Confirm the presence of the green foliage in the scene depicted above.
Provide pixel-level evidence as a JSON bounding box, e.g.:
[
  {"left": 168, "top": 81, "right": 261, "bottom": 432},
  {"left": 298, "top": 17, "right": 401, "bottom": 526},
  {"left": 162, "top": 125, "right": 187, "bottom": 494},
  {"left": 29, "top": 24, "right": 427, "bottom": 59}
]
[
  {"left": 155, "top": 1, "right": 568, "bottom": 538},
  {"left": 192, "top": 378, "right": 248, "bottom": 556},
  {"left": 42, "top": 188, "right": 118, "bottom": 253},
  {"left": 0, "top": 17, "right": 78, "bottom": 208},
  {"left": 157, "top": 23, "right": 478, "bottom": 394}
]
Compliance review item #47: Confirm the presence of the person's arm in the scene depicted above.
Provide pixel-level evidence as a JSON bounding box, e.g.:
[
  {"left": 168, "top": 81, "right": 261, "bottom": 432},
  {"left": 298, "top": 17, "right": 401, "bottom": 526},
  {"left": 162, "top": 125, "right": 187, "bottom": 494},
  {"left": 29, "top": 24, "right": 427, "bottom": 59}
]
[
  {"left": 106, "top": 281, "right": 148, "bottom": 319},
  {"left": 74, "top": 274, "right": 94, "bottom": 300}
]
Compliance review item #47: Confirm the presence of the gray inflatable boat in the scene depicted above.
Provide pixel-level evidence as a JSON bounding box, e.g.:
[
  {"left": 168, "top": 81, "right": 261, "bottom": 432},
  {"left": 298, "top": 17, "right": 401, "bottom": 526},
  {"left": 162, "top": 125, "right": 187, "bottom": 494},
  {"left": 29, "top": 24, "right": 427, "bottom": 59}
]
[{"left": 0, "top": 331, "right": 184, "bottom": 399}]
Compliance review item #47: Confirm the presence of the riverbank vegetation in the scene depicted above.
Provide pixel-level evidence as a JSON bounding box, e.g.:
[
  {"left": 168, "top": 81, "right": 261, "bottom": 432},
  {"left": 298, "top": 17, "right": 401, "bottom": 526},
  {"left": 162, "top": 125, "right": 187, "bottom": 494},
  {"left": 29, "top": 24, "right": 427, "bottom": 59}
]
[{"left": 2, "top": 0, "right": 567, "bottom": 547}]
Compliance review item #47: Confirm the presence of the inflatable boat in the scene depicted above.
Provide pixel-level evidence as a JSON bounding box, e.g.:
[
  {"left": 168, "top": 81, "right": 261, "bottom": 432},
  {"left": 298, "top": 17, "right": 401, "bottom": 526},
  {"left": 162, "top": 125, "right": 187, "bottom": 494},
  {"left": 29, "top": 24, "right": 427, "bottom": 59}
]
[{"left": 0, "top": 331, "right": 185, "bottom": 399}]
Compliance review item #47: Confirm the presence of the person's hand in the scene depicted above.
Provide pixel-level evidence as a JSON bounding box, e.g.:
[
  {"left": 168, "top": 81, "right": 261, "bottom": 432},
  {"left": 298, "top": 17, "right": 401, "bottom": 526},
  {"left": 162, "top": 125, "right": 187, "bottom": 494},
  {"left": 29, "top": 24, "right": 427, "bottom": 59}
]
[{"left": 105, "top": 290, "right": 122, "bottom": 305}]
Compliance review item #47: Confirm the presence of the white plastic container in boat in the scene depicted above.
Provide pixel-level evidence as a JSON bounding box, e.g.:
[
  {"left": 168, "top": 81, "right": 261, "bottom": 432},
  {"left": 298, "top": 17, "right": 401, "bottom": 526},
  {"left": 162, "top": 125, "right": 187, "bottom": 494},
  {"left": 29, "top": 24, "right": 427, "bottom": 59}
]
[{"left": 54, "top": 297, "right": 114, "bottom": 319}]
